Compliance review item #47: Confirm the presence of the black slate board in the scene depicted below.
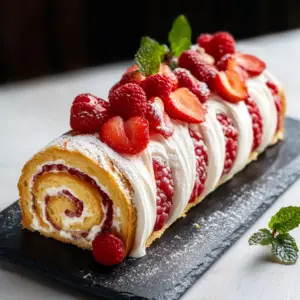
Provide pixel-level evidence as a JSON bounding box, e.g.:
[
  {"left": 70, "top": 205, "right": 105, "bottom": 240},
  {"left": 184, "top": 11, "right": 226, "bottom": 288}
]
[{"left": 1, "top": 117, "right": 300, "bottom": 300}]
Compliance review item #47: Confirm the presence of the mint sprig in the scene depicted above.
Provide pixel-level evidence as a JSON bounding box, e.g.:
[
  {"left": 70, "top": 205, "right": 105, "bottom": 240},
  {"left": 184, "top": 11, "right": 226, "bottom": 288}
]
[
  {"left": 249, "top": 206, "right": 300, "bottom": 264},
  {"left": 134, "top": 37, "right": 169, "bottom": 77},
  {"left": 168, "top": 14, "right": 192, "bottom": 57}
]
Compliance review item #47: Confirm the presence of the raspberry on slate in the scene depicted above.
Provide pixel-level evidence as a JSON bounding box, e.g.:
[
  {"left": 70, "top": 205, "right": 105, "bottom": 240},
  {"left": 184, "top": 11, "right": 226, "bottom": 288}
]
[
  {"left": 109, "top": 83, "right": 148, "bottom": 119},
  {"left": 212, "top": 69, "right": 248, "bottom": 103},
  {"left": 147, "top": 97, "right": 174, "bottom": 138},
  {"left": 217, "top": 113, "right": 239, "bottom": 175},
  {"left": 173, "top": 68, "right": 210, "bottom": 103},
  {"left": 70, "top": 93, "right": 110, "bottom": 133},
  {"left": 178, "top": 50, "right": 218, "bottom": 88},
  {"left": 100, "top": 116, "right": 150, "bottom": 155},
  {"left": 152, "top": 157, "right": 175, "bottom": 231},
  {"left": 208, "top": 32, "right": 236, "bottom": 61},
  {"left": 244, "top": 96, "right": 263, "bottom": 151},
  {"left": 188, "top": 129, "right": 208, "bottom": 203},
  {"left": 164, "top": 87, "right": 206, "bottom": 124},
  {"left": 92, "top": 231, "right": 125, "bottom": 266}
]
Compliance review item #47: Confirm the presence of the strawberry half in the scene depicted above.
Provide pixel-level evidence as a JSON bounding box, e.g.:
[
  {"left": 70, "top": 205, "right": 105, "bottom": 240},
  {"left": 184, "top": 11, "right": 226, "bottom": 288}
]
[
  {"left": 163, "top": 87, "right": 206, "bottom": 123},
  {"left": 235, "top": 53, "right": 266, "bottom": 77},
  {"left": 217, "top": 54, "right": 248, "bottom": 80},
  {"left": 100, "top": 116, "right": 150, "bottom": 155},
  {"left": 147, "top": 97, "right": 174, "bottom": 138},
  {"left": 212, "top": 69, "right": 248, "bottom": 103}
]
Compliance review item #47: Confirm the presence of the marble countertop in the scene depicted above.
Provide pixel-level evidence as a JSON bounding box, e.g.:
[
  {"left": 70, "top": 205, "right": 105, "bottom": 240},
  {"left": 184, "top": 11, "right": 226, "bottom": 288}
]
[{"left": 1, "top": 29, "right": 300, "bottom": 299}]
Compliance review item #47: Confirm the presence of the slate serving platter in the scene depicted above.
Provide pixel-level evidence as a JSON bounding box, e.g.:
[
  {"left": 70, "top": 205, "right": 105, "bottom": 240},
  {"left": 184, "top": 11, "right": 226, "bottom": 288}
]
[{"left": 1, "top": 117, "right": 300, "bottom": 300}]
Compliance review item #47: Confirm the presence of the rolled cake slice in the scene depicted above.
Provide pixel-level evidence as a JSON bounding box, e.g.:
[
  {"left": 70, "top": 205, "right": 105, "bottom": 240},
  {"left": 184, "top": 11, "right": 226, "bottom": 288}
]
[{"left": 18, "top": 25, "right": 286, "bottom": 265}]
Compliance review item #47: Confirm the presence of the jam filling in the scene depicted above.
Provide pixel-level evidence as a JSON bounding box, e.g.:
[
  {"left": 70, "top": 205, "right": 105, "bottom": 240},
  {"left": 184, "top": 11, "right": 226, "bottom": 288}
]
[
  {"left": 32, "top": 164, "right": 113, "bottom": 233},
  {"left": 266, "top": 81, "right": 282, "bottom": 132}
]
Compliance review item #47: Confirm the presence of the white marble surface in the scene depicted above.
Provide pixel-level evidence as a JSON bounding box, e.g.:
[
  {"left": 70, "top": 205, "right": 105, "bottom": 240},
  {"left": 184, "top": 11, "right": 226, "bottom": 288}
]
[{"left": 1, "top": 29, "right": 300, "bottom": 299}]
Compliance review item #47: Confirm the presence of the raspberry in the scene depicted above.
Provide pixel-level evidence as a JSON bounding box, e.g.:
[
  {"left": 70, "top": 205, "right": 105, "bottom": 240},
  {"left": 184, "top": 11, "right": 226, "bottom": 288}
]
[
  {"left": 109, "top": 83, "right": 148, "bottom": 119},
  {"left": 108, "top": 81, "right": 123, "bottom": 99},
  {"left": 100, "top": 116, "right": 150, "bottom": 155},
  {"left": 209, "top": 32, "right": 236, "bottom": 61},
  {"left": 92, "top": 231, "right": 125, "bottom": 266},
  {"left": 70, "top": 93, "right": 110, "bottom": 133},
  {"left": 152, "top": 157, "right": 175, "bottom": 231},
  {"left": 266, "top": 81, "right": 282, "bottom": 131},
  {"left": 197, "top": 33, "right": 213, "bottom": 53},
  {"left": 173, "top": 68, "right": 210, "bottom": 103},
  {"left": 244, "top": 97, "right": 263, "bottom": 151},
  {"left": 140, "top": 73, "right": 174, "bottom": 99},
  {"left": 217, "top": 113, "right": 239, "bottom": 175},
  {"left": 188, "top": 129, "right": 208, "bottom": 203},
  {"left": 178, "top": 50, "right": 218, "bottom": 87},
  {"left": 147, "top": 97, "right": 174, "bottom": 138}
]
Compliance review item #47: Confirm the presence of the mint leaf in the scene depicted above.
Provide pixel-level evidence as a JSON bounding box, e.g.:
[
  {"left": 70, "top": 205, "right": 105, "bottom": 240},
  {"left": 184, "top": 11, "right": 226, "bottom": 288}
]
[
  {"left": 135, "top": 37, "right": 169, "bottom": 77},
  {"left": 268, "top": 206, "right": 300, "bottom": 234},
  {"left": 271, "top": 233, "right": 299, "bottom": 264},
  {"left": 248, "top": 228, "right": 273, "bottom": 246},
  {"left": 168, "top": 15, "right": 192, "bottom": 57}
]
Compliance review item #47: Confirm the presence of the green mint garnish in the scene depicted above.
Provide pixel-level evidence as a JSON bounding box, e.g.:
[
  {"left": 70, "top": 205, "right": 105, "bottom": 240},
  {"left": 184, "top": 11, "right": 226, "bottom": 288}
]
[
  {"left": 268, "top": 206, "right": 300, "bottom": 234},
  {"left": 248, "top": 228, "right": 273, "bottom": 246},
  {"left": 249, "top": 206, "right": 300, "bottom": 264},
  {"left": 168, "top": 14, "right": 192, "bottom": 57},
  {"left": 272, "top": 233, "right": 299, "bottom": 264},
  {"left": 134, "top": 36, "right": 169, "bottom": 77}
]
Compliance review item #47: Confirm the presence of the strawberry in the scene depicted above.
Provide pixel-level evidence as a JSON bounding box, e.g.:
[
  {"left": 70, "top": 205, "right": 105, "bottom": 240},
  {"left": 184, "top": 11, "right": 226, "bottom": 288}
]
[
  {"left": 109, "top": 83, "right": 148, "bottom": 119},
  {"left": 70, "top": 93, "right": 110, "bottom": 133},
  {"left": 100, "top": 116, "right": 149, "bottom": 155},
  {"left": 160, "top": 64, "right": 178, "bottom": 91},
  {"left": 178, "top": 50, "right": 218, "bottom": 87},
  {"left": 212, "top": 69, "right": 248, "bottom": 103},
  {"left": 126, "top": 64, "right": 139, "bottom": 73},
  {"left": 197, "top": 33, "right": 213, "bottom": 53},
  {"left": 147, "top": 97, "right": 174, "bottom": 138},
  {"left": 92, "top": 231, "right": 125, "bottom": 266},
  {"left": 173, "top": 68, "right": 210, "bottom": 103},
  {"left": 235, "top": 53, "right": 266, "bottom": 77},
  {"left": 120, "top": 70, "right": 145, "bottom": 85},
  {"left": 141, "top": 73, "right": 174, "bottom": 99},
  {"left": 217, "top": 53, "right": 248, "bottom": 80},
  {"left": 208, "top": 32, "right": 236, "bottom": 61},
  {"left": 163, "top": 87, "right": 206, "bottom": 123}
]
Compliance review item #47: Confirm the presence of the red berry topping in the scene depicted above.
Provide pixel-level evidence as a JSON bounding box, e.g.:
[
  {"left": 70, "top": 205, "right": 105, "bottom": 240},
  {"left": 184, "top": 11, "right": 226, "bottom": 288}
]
[
  {"left": 244, "top": 96, "right": 263, "bottom": 151},
  {"left": 147, "top": 97, "right": 174, "bottom": 138},
  {"left": 152, "top": 157, "right": 175, "bottom": 231},
  {"left": 217, "top": 54, "right": 248, "bottom": 80},
  {"left": 208, "top": 32, "right": 236, "bottom": 61},
  {"left": 120, "top": 70, "right": 145, "bottom": 85},
  {"left": 164, "top": 87, "right": 206, "bottom": 123},
  {"left": 178, "top": 50, "right": 218, "bottom": 87},
  {"left": 126, "top": 64, "right": 139, "bottom": 73},
  {"left": 160, "top": 64, "right": 178, "bottom": 91},
  {"left": 108, "top": 81, "right": 123, "bottom": 100},
  {"left": 197, "top": 33, "right": 213, "bottom": 53},
  {"left": 235, "top": 53, "right": 266, "bottom": 77},
  {"left": 266, "top": 81, "right": 282, "bottom": 131},
  {"left": 109, "top": 83, "right": 148, "bottom": 119},
  {"left": 100, "top": 116, "right": 149, "bottom": 155},
  {"left": 188, "top": 129, "right": 208, "bottom": 203},
  {"left": 173, "top": 68, "right": 210, "bottom": 103},
  {"left": 141, "top": 73, "right": 174, "bottom": 99},
  {"left": 92, "top": 231, "right": 125, "bottom": 266},
  {"left": 212, "top": 69, "right": 248, "bottom": 103},
  {"left": 70, "top": 93, "right": 110, "bottom": 133},
  {"left": 217, "top": 113, "right": 239, "bottom": 175}
]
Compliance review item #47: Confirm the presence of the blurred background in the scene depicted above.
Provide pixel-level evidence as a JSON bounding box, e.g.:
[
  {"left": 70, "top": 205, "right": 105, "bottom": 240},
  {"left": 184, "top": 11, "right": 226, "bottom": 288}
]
[{"left": 0, "top": 0, "right": 299, "bottom": 85}]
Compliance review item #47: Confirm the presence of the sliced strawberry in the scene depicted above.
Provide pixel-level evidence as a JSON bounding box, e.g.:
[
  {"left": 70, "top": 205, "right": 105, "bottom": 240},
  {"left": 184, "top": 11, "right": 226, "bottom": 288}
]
[
  {"left": 217, "top": 54, "right": 248, "bottom": 80},
  {"left": 120, "top": 70, "right": 145, "bottom": 85},
  {"left": 126, "top": 64, "right": 139, "bottom": 73},
  {"left": 147, "top": 97, "right": 174, "bottom": 138},
  {"left": 164, "top": 87, "right": 206, "bottom": 123},
  {"left": 160, "top": 64, "right": 178, "bottom": 91},
  {"left": 235, "top": 53, "right": 266, "bottom": 77},
  {"left": 100, "top": 116, "right": 149, "bottom": 155},
  {"left": 212, "top": 69, "right": 248, "bottom": 103}
]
